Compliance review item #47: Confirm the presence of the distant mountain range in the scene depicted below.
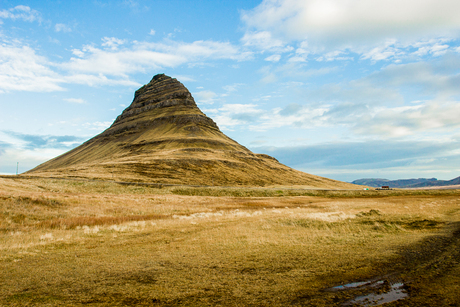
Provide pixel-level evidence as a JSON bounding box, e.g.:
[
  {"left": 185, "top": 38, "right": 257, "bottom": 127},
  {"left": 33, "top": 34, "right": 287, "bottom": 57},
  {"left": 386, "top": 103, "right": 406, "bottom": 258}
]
[{"left": 352, "top": 177, "right": 460, "bottom": 188}]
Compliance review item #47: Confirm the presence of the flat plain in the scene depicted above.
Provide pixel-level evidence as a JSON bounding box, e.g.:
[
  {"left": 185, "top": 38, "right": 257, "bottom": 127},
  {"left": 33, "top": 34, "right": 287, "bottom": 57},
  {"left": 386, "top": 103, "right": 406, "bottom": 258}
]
[{"left": 1, "top": 176, "right": 459, "bottom": 306}]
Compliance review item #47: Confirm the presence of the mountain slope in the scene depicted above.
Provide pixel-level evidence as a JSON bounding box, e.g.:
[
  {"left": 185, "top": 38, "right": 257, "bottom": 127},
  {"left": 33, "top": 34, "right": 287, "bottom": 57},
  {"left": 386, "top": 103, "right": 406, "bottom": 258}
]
[{"left": 27, "top": 74, "right": 359, "bottom": 189}]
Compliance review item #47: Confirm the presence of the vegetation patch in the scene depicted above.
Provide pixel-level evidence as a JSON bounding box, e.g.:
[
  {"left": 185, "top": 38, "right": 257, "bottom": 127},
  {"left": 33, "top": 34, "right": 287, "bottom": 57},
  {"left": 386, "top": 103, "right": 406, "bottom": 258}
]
[
  {"left": 1, "top": 177, "right": 459, "bottom": 306},
  {"left": 356, "top": 209, "right": 381, "bottom": 217},
  {"left": 37, "top": 214, "right": 168, "bottom": 229},
  {"left": 5, "top": 196, "right": 65, "bottom": 208},
  {"left": 405, "top": 219, "right": 444, "bottom": 229},
  {"left": 281, "top": 218, "right": 335, "bottom": 230}
]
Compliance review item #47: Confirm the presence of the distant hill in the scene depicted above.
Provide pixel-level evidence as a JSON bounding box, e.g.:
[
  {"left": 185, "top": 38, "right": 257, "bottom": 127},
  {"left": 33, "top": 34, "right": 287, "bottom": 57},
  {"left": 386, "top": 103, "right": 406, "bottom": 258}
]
[{"left": 352, "top": 177, "right": 460, "bottom": 188}]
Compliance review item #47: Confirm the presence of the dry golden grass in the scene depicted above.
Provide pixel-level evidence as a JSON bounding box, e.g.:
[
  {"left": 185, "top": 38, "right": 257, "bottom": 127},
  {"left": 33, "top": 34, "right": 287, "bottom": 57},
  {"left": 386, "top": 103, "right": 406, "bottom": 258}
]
[{"left": 1, "top": 177, "right": 459, "bottom": 306}]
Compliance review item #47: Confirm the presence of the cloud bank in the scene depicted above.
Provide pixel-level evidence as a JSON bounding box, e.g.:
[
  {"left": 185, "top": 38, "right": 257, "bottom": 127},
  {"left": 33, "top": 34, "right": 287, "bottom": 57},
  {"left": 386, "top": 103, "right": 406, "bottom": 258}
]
[{"left": 242, "top": 0, "right": 460, "bottom": 48}]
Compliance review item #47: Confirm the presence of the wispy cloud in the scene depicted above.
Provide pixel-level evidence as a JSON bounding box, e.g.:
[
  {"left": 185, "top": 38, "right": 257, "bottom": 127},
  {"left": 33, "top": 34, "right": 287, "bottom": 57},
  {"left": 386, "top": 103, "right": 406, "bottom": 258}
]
[
  {"left": 0, "top": 5, "right": 41, "bottom": 23},
  {"left": 63, "top": 39, "right": 252, "bottom": 78},
  {"left": 241, "top": 31, "right": 292, "bottom": 53},
  {"left": 144, "top": 39, "right": 253, "bottom": 62},
  {"left": 264, "top": 54, "right": 281, "bottom": 62},
  {"left": 0, "top": 141, "right": 12, "bottom": 155},
  {"left": 2, "top": 131, "right": 85, "bottom": 150},
  {"left": 351, "top": 100, "right": 460, "bottom": 138},
  {"left": 82, "top": 121, "right": 112, "bottom": 131},
  {"left": 62, "top": 44, "right": 182, "bottom": 77},
  {"left": 222, "top": 83, "right": 244, "bottom": 93},
  {"left": 101, "top": 37, "right": 126, "bottom": 50},
  {"left": 64, "top": 98, "right": 86, "bottom": 104},
  {"left": 55, "top": 23, "right": 72, "bottom": 33},
  {"left": 0, "top": 41, "right": 64, "bottom": 93},
  {"left": 0, "top": 36, "right": 253, "bottom": 93},
  {"left": 193, "top": 90, "right": 218, "bottom": 104},
  {"left": 209, "top": 104, "right": 264, "bottom": 130}
]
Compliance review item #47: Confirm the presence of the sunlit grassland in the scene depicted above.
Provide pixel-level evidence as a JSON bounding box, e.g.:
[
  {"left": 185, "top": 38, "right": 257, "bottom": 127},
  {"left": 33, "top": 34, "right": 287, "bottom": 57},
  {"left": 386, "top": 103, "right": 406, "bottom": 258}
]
[{"left": 1, "top": 177, "right": 460, "bottom": 306}]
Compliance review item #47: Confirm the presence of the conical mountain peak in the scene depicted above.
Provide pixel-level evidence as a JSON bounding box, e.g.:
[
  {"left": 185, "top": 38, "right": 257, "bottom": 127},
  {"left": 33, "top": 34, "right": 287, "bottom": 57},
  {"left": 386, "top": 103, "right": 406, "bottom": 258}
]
[
  {"left": 27, "top": 74, "right": 359, "bottom": 189},
  {"left": 131, "top": 73, "right": 194, "bottom": 111},
  {"left": 105, "top": 73, "right": 217, "bottom": 137}
]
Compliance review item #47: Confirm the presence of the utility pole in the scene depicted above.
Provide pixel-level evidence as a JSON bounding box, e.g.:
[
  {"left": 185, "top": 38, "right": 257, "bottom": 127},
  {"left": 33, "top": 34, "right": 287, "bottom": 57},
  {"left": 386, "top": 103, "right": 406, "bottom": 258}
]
[{"left": 16, "top": 162, "right": 19, "bottom": 175}]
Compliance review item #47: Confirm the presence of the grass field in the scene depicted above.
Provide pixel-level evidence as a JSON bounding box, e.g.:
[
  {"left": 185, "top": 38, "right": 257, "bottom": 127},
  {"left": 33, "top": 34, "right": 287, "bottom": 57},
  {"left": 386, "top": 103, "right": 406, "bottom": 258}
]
[{"left": 1, "top": 177, "right": 459, "bottom": 306}]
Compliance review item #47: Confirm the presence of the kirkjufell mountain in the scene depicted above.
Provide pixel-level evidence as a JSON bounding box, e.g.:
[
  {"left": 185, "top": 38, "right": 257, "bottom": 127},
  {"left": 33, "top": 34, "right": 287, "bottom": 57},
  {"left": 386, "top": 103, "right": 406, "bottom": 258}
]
[{"left": 27, "top": 74, "right": 358, "bottom": 189}]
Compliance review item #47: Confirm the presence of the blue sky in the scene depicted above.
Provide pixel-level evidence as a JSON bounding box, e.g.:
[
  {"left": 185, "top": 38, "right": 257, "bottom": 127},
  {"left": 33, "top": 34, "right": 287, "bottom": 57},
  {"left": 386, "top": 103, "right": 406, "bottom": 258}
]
[{"left": 1, "top": 0, "right": 460, "bottom": 182}]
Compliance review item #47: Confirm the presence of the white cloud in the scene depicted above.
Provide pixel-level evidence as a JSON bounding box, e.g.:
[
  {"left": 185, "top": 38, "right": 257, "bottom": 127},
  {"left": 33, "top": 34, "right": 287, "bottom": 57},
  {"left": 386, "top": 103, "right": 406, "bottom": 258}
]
[
  {"left": 146, "top": 39, "right": 253, "bottom": 61},
  {"left": 220, "top": 104, "right": 261, "bottom": 114},
  {"left": 287, "top": 56, "right": 306, "bottom": 63},
  {"left": 241, "top": 31, "right": 292, "bottom": 52},
  {"left": 101, "top": 37, "right": 126, "bottom": 50},
  {"left": 55, "top": 23, "right": 72, "bottom": 33},
  {"left": 149, "top": 29, "right": 156, "bottom": 36},
  {"left": 1, "top": 30, "right": 253, "bottom": 93},
  {"left": 352, "top": 38, "right": 459, "bottom": 63},
  {"left": 62, "top": 44, "right": 186, "bottom": 77},
  {"left": 71, "top": 49, "right": 85, "bottom": 57},
  {"left": 412, "top": 40, "right": 451, "bottom": 57},
  {"left": 123, "top": 0, "right": 140, "bottom": 10},
  {"left": 222, "top": 83, "right": 244, "bottom": 93},
  {"left": 300, "top": 56, "right": 460, "bottom": 138},
  {"left": 63, "top": 39, "right": 251, "bottom": 78},
  {"left": 193, "top": 90, "right": 217, "bottom": 104},
  {"left": 63, "top": 74, "right": 140, "bottom": 87},
  {"left": 0, "top": 147, "right": 68, "bottom": 173},
  {"left": 0, "top": 130, "right": 87, "bottom": 173},
  {"left": 361, "top": 55, "right": 460, "bottom": 98},
  {"left": 260, "top": 73, "right": 277, "bottom": 83},
  {"left": 211, "top": 102, "right": 330, "bottom": 132},
  {"left": 64, "top": 98, "right": 86, "bottom": 104},
  {"left": 0, "top": 41, "right": 64, "bottom": 93},
  {"left": 214, "top": 52, "right": 460, "bottom": 136},
  {"left": 260, "top": 62, "right": 339, "bottom": 82},
  {"left": 213, "top": 104, "right": 264, "bottom": 130},
  {"left": 360, "top": 41, "right": 401, "bottom": 62},
  {"left": 173, "top": 75, "right": 195, "bottom": 82},
  {"left": 242, "top": 0, "right": 460, "bottom": 49},
  {"left": 316, "top": 50, "right": 353, "bottom": 62},
  {"left": 0, "top": 39, "right": 141, "bottom": 92},
  {"left": 82, "top": 121, "right": 112, "bottom": 131},
  {"left": 352, "top": 100, "right": 460, "bottom": 138},
  {"left": 429, "top": 44, "right": 450, "bottom": 57},
  {"left": 265, "top": 54, "right": 281, "bottom": 62},
  {"left": 0, "top": 5, "right": 41, "bottom": 23},
  {"left": 254, "top": 104, "right": 329, "bottom": 131}
]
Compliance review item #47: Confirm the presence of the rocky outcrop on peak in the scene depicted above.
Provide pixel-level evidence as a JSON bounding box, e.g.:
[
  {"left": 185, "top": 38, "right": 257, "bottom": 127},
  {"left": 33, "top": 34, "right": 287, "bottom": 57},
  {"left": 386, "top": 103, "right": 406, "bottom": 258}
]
[
  {"left": 113, "top": 74, "right": 199, "bottom": 124},
  {"left": 100, "top": 74, "right": 222, "bottom": 139},
  {"left": 26, "top": 74, "right": 359, "bottom": 189}
]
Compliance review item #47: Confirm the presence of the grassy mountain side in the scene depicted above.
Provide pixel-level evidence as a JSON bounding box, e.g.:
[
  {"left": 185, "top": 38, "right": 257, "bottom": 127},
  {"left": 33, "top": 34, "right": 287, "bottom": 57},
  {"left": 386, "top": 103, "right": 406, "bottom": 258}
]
[{"left": 26, "top": 74, "right": 360, "bottom": 189}]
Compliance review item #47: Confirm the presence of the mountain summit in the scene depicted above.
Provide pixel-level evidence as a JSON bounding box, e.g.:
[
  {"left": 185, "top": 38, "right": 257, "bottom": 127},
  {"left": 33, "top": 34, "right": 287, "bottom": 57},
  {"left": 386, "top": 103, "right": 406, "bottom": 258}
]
[{"left": 28, "top": 74, "right": 357, "bottom": 188}]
